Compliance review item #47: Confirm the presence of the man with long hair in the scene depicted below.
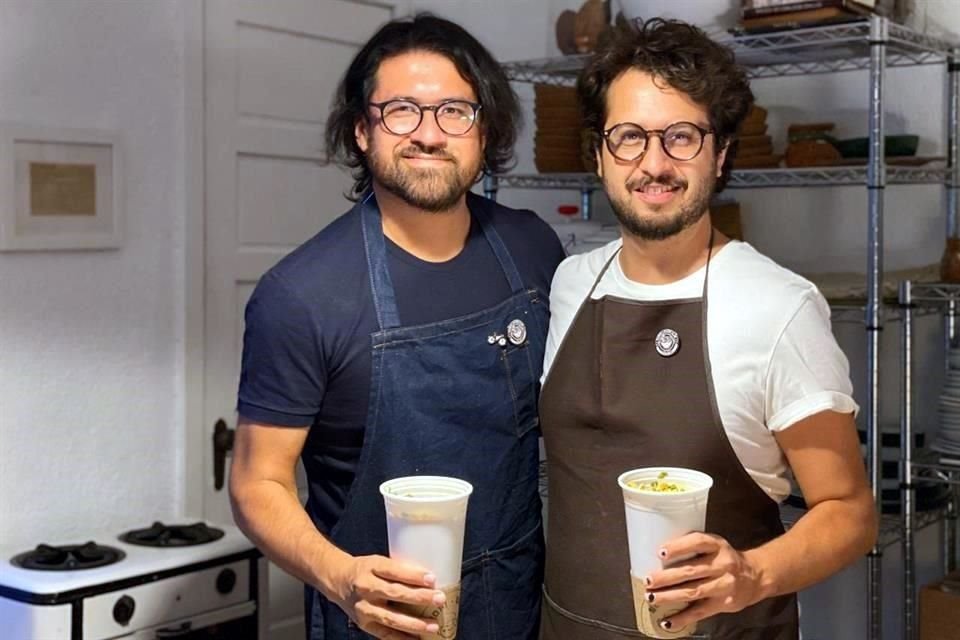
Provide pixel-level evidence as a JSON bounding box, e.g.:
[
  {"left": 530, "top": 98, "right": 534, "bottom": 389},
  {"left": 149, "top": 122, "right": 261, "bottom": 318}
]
[
  {"left": 539, "top": 18, "right": 877, "bottom": 639},
  {"left": 230, "top": 14, "right": 564, "bottom": 640}
]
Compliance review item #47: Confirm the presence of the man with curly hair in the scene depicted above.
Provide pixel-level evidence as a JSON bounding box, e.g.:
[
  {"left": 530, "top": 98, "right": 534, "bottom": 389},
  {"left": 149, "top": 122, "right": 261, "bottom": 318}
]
[
  {"left": 538, "top": 18, "right": 877, "bottom": 639},
  {"left": 229, "top": 14, "right": 564, "bottom": 640}
]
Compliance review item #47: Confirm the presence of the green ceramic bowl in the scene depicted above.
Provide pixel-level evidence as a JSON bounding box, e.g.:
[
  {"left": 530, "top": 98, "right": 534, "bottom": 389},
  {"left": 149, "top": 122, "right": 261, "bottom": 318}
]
[{"left": 833, "top": 135, "right": 919, "bottom": 158}]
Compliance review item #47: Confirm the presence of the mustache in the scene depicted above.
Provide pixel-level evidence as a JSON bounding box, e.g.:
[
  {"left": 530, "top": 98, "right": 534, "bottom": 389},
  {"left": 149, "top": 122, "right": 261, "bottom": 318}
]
[
  {"left": 626, "top": 175, "right": 687, "bottom": 191},
  {"left": 397, "top": 145, "right": 455, "bottom": 162}
]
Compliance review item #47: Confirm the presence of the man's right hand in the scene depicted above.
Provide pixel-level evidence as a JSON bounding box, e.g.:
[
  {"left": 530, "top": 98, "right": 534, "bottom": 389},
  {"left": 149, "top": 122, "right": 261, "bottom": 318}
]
[{"left": 330, "top": 554, "right": 448, "bottom": 639}]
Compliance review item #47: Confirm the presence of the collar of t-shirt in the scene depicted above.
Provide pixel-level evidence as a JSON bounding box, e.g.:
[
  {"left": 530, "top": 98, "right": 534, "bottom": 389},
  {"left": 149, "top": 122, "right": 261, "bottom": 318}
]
[
  {"left": 597, "top": 239, "right": 740, "bottom": 301},
  {"left": 383, "top": 215, "right": 482, "bottom": 272}
]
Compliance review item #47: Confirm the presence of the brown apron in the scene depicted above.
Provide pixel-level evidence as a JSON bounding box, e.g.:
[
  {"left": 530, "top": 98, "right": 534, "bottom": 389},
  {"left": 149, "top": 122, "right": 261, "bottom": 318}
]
[{"left": 539, "top": 233, "right": 799, "bottom": 640}]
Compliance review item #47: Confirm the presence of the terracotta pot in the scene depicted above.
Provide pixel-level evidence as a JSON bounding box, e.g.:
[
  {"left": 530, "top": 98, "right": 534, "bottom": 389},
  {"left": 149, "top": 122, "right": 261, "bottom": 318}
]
[{"left": 940, "top": 237, "right": 960, "bottom": 283}]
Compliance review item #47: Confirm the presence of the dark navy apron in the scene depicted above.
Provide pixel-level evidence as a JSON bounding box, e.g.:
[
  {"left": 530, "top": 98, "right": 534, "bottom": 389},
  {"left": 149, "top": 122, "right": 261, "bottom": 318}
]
[{"left": 306, "top": 193, "right": 546, "bottom": 640}]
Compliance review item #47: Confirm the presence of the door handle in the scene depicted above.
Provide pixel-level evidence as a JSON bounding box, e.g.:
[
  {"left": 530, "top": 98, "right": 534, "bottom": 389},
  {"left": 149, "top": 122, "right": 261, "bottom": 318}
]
[{"left": 212, "top": 418, "right": 235, "bottom": 491}]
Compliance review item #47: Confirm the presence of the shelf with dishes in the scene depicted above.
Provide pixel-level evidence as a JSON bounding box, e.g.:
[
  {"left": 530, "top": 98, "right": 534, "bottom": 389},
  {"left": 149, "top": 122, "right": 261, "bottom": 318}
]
[
  {"left": 722, "top": 18, "right": 956, "bottom": 79},
  {"left": 901, "top": 283, "right": 960, "bottom": 472},
  {"left": 502, "top": 19, "right": 958, "bottom": 87},
  {"left": 488, "top": 165, "right": 950, "bottom": 194},
  {"left": 779, "top": 498, "right": 948, "bottom": 551},
  {"left": 782, "top": 424, "right": 954, "bottom": 551},
  {"left": 911, "top": 448, "right": 960, "bottom": 484}
]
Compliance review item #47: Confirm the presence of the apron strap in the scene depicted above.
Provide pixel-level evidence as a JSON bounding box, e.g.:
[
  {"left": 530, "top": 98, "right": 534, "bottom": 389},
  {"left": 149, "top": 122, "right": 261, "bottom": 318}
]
[
  {"left": 587, "top": 247, "right": 621, "bottom": 298},
  {"left": 360, "top": 192, "right": 527, "bottom": 330},
  {"left": 588, "top": 227, "right": 717, "bottom": 301},
  {"left": 472, "top": 197, "right": 526, "bottom": 294},
  {"left": 360, "top": 192, "right": 402, "bottom": 330},
  {"left": 702, "top": 226, "right": 715, "bottom": 299}
]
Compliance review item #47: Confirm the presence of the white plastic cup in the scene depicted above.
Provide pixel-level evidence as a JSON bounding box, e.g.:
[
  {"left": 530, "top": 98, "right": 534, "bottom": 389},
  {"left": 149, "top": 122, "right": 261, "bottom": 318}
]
[
  {"left": 380, "top": 476, "right": 473, "bottom": 639},
  {"left": 617, "top": 467, "right": 713, "bottom": 639}
]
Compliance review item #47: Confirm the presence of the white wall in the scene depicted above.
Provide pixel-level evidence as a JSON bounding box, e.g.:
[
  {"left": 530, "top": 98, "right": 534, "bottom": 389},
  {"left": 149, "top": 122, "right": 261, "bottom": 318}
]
[{"left": 0, "top": 1, "right": 188, "bottom": 548}]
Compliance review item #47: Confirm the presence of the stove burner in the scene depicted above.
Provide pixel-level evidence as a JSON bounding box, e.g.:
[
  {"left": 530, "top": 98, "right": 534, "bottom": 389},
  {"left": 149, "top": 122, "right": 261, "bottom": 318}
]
[
  {"left": 119, "top": 521, "right": 225, "bottom": 547},
  {"left": 11, "top": 542, "right": 125, "bottom": 571}
]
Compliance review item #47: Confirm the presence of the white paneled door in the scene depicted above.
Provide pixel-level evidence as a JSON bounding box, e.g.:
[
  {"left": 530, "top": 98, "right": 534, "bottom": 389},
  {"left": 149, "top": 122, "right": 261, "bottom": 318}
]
[{"left": 202, "top": 1, "right": 392, "bottom": 638}]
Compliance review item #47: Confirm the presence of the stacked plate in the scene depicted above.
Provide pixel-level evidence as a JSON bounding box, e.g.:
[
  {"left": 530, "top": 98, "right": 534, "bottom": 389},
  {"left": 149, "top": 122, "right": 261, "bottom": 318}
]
[
  {"left": 932, "top": 345, "right": 960, "bottom": 456},
  {"left": 533, "top": 84, "right": 588, "bottom": 174}
]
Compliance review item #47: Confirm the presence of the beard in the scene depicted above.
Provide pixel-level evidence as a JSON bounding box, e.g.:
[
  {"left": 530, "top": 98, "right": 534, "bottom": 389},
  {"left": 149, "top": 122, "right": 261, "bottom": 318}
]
[
  {"left": 606, "top": 167, "right": 716, "bottom": 241},
  {"left": 367, "top": 140, "right": 481, "bottom": 213}
]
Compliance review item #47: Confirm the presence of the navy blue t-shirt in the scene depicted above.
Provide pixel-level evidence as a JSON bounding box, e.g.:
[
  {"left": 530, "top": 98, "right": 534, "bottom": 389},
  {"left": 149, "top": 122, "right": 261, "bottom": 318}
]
[{"left": 237, "top": 193, "right": 565, "bottom": 533}]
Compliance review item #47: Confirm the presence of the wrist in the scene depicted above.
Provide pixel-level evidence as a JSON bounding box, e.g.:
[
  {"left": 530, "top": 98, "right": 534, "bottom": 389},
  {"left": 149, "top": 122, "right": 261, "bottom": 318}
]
[
  {"left": 311, "top": 543, "right": 354, "bottom": 603},
  {"left": 743, "top": 548, "right": 779, "bottom": 605}
]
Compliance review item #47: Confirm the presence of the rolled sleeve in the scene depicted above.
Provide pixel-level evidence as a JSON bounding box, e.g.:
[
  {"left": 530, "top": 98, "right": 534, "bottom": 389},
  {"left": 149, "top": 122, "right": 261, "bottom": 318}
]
[{"left": 765, "top": 292, "right": 859, "bottom": 432}]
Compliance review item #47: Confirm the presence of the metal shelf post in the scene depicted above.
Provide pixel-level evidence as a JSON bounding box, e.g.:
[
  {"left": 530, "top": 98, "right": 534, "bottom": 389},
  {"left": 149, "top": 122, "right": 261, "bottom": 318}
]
[
  {"left": 483, "top": 174, "right": 499, "bottom": 202},
  {"left": 580, "top": 187, "right": 593, "bottom": 220},
  {"left": 866, "top": 15, "right": 887, "bottom": 640},
  {"left": 900, "top": 280, "right": 917, "bottom": 640}
]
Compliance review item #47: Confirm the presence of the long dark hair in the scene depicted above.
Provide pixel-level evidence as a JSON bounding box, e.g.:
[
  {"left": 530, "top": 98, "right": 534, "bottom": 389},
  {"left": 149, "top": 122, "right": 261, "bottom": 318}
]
[
  {"left": 578, "top": 18, "right": 753, "bottom": 191},
  {"left": 325, "top": 13, "right": 521, "bottom": 200}
]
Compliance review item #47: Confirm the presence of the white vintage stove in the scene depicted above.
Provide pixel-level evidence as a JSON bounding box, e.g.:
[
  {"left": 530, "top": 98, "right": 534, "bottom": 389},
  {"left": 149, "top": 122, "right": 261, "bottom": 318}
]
[{"left": 0, "top": 521, "right": 263, "bottom": 639}]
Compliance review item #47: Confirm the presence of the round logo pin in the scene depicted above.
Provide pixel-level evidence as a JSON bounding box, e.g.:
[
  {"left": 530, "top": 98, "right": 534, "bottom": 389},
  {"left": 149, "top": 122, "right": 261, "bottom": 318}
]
[
  {"left": 655, "top": 329, "right": 680, "bottom": 357},
  {"left": 507, "top": 319, "right": 527, "bottom": 346}
]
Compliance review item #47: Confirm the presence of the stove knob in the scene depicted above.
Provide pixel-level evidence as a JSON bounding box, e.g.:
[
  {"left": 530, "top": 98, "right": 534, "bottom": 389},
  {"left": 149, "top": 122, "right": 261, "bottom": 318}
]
[
  {"left": 113, "top": 595, "right": 135, "bottom": 625},
  {"left": 216, "top": 568, "right": 237, "bottom": 594}
]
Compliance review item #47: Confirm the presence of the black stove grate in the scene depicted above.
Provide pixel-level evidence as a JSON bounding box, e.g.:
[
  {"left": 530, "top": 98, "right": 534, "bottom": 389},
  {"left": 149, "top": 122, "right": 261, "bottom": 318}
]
[
  {"left": 11, "top": 542, "right": 125, "bottom": 571},
  {"left": 119, "top": 521, "right": 225, "bottom": 547}
]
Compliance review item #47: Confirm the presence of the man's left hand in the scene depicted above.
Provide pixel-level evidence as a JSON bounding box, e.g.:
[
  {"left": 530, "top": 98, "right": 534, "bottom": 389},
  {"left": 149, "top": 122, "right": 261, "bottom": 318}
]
[{"left": 644, "top": 532, "right": 767, "bottom": 631}]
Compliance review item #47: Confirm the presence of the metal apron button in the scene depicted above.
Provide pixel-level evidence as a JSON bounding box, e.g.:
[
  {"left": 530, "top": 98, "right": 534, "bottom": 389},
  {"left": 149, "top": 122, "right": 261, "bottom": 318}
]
[
  {"left": 655, "top": 328, "right": 680, "bottom": 357},
  {"left": 507, "top": 319, "right": 527, "bottom": 345}
]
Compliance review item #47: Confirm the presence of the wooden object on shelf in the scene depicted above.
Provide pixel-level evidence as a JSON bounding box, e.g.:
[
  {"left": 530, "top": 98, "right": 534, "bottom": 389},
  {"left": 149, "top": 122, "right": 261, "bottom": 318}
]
[
  {"left": 742, "top": 7, "right": 863, "bottom": 31},
  {"left": 736, "top": 105, "right": 781, "bottom": 168},
  {"left": 739, "top": 121, "right": 768, "bottom": 137},
  {"left": 785, "top": 124, "right": 841, "bottom": 167},
  {"left": 787, "top": 122, "right": 835, "bottom": 139},
  {"left": 785, "top": 139, "right": 841, "bottom": 166},
  {"left": 533, "top": 84, "right": 588, "bottom": 173},
  {"left": 739, "top": 134, "right": 774, "bottom": 156},
  {"left": 573, "top": 0, "right": 608, "bottom": 53},
  {"left": 920, "top": 569, "right": 960, "bottom": 640},
  {"left": 734, "top": 154, "right": 783, "bottom": 169},
  {"left": 739, "top": 0, "right": 876, "bottom": 32},
  {"left": 940, "top": 237, "right": 960, "bottom": 283},
  {"left": 711, "top": 200, "right": 743, "bottom": 241},
  {"left": 741, "top": 0, "right": 876, "bottom": 20},
  {"left": 556, "top": 10, "right": 578, "bottom": 54}
]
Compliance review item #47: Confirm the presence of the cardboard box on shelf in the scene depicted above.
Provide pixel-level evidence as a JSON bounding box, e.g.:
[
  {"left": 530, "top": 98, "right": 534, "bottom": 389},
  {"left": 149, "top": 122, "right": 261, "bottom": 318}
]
[{"left": 920, "top": 570, "right": 960, "bottom": 640}]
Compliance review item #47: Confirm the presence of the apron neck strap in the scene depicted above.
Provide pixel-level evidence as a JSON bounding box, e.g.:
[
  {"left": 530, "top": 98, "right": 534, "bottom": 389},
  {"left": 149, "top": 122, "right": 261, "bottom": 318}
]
[
  {"left": 471, "top": 196, "right": 526, "bottom": 294},
  {"left": 360, "top": 192, "right": 402, "bottom": 330},
  {"left": 360, "top": 192, "right": 526, "bottom": 331},
  {"left": 588, "top": 226, "right": 716, "bottom": 299},
  {"left": 702, "top": 226, "right": 715, "bottom": 298}
]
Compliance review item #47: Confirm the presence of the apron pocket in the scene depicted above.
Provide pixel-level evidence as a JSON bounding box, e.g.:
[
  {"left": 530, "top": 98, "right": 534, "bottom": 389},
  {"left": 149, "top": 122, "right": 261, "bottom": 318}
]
[
  {"left": 460, "top": 522, "right": 544, "bottom": 640},
  {"left": 501, "top": 343, "right": 540, "bottom": 438}
]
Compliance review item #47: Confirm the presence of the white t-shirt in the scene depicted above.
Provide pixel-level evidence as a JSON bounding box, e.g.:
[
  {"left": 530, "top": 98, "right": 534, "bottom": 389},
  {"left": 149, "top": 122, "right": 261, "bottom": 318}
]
[{"left": 543, "top": 239, "right": 859, "bottom": 502}]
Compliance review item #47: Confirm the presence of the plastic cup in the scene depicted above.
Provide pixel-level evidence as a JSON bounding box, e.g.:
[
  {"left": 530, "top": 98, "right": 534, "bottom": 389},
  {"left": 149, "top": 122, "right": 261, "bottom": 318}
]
[
  {"left": 380, "top": 476, "right": 473, "bottom": 639},
  {"left": 617, "top": 467, "right": 713, "bottom": 639}
]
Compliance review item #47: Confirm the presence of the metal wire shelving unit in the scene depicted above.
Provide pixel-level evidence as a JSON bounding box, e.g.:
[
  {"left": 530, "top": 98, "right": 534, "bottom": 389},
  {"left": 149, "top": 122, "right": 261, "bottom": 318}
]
[
  {"left": 899, "top": 282, "right": 960, "bottom": 640},
  {"left": 489, "top": 15, "right": 960, "bottom": 640}
]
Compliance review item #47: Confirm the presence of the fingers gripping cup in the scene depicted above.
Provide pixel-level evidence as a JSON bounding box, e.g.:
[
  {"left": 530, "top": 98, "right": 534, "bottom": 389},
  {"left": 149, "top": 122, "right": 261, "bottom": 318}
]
[
  {"left": 380, "top": 476, "right": 473, "bottom": 639},
  {"left": 617, "top": 467, "right": 713, "bottom": 639}
]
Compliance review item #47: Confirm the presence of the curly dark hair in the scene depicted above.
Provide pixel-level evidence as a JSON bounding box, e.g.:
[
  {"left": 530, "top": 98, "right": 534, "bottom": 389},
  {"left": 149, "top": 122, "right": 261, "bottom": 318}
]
[
  {"left": 577, "top": 18, "right": 754, "bottom": 191},
  {"left": 325, "top": 13, "right": 521, "bottom": 200}
]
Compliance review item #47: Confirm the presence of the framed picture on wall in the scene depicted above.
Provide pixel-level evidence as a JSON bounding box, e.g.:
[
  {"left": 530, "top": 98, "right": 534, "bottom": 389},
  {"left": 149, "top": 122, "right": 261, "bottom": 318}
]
[{"left": 0, "top": 124, "right": 122, "bottom": 251}]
